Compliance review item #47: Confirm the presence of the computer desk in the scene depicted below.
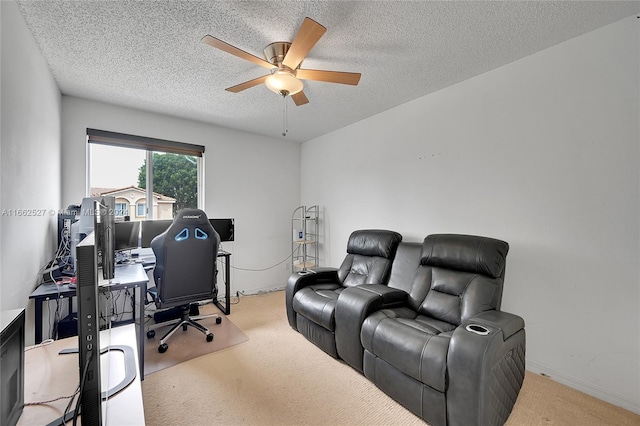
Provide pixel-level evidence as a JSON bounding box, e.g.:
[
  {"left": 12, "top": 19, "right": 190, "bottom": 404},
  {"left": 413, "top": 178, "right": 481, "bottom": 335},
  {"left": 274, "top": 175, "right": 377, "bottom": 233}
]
[
  {"left": 18, "top": 324, "right": 145, "bottom": 425},
  {"left": 29, "top": 263, "right": 149, "bottom": 377},
  {"left": 29, "top": 248, "right": 231, "bottom": 379}
]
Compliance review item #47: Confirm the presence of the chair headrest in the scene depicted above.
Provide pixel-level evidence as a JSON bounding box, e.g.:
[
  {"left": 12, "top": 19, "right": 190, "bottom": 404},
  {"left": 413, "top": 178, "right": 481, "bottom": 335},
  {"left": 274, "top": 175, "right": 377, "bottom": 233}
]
[
  {"left": 346, "top": 229, "right": 403, "bottom": 258},
  {"left": 421, "top": 234, "right": 509, "bottom": 278},
  {"left": 171, "top": 208, "right": 210, "bottom": 227}
]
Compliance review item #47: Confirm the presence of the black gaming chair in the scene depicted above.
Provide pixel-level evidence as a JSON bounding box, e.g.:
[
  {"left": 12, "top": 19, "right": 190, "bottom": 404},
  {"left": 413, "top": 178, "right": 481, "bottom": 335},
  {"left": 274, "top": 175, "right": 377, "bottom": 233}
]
[{"left": 147, "top": 208, "right": 222, "bottom": 353}]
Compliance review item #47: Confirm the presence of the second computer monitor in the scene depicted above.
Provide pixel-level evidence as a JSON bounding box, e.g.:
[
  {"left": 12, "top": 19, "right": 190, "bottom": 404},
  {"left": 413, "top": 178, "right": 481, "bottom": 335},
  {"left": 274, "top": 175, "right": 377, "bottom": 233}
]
[
  {"left": 209, "top": 218, "right": 234, "bottom": 242},
  {"left": 114, "top": 221, "right": 141, "bottom": 251},
  {"left": 139, "top": 217, "right": 234, "bottom": 247},
  {"left": 140, "top": 219, "right": 173, "bottom": 248}
]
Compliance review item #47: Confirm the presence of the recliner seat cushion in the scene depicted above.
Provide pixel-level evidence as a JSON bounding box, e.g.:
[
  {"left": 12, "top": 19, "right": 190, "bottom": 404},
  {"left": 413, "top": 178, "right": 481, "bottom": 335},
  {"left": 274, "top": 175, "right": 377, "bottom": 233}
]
[
  {"left": 292, "top": 284, "right": 344, "bottom": 330},
  {"left": 361, "top": 308, "right": 455, "bottom": 392}
]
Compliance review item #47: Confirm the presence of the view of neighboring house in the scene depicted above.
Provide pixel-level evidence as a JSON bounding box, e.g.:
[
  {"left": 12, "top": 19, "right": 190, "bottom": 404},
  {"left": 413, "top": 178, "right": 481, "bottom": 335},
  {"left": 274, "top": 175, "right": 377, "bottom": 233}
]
[{"left": 91, "top": 186, "right": 176, "bottom": 221}]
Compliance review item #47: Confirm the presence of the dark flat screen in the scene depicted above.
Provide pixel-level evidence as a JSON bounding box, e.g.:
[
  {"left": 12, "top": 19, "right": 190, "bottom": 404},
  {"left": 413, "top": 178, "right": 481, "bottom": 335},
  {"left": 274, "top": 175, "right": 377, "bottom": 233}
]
[
  {"left": 209, "top": 218, "right": 234, "bottom": 242},
  {"left": 140, "top": 220, "right": 173, "bottom": 248},
  {"left": 114, "top": 221, "right": 140, "bottom": 250}
]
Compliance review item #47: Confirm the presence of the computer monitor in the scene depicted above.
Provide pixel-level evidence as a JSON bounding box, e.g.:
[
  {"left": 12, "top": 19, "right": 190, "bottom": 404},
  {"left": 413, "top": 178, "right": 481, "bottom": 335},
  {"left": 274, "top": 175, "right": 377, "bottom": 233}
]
[
  {"left": 114, "top": 221, "right": 140, "bottom": 251},
  {"left": 140, "top": 219, "right": 173, "bottom": 248},
  {"left": 94, "top": 198, "right": 115, "bottom": 280},
  {"left": 75, "top": 231, "right": 103, "bottom": 425},
  {"left": 71, "top": 196, "right": 115, "bottom": 279},
  {"left": 209, "top": 218, "right": 234, "bottom": 242}
]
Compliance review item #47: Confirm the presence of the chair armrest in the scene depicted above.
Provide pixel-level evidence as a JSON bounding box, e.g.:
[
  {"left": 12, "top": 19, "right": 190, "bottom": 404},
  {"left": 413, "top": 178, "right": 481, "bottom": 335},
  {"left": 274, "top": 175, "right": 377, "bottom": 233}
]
[
  {"left": 466, "top": 310, "right": 524, "bottom": 341},
  {"left": 335, "top": 284, "right": 407, "bottom": 372},
  {"left": 285, "top": 268, "right": 339, "bottom": 330},
  {"left": 447, "top": 310, "right": 526, "bottom": 426}
]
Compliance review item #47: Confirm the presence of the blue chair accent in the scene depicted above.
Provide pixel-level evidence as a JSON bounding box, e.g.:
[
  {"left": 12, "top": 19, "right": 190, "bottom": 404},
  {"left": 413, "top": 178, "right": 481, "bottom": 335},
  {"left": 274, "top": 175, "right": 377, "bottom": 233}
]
[
  {"left": 195, "top": 228, "right": 208, "bottom": 240},
  {"left": 175, "top": 228, "right": 189, "bottom": 241}
]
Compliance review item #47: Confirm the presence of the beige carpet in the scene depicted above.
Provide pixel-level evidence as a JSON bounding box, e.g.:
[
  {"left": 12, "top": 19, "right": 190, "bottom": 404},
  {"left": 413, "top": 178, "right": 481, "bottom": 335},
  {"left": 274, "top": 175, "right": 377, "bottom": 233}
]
[
  {"left": 144, "top": 305, "right": 248, "bottom": 376},
  {"left": 142, "top": 291, "right": 640, "bottom": 425}
]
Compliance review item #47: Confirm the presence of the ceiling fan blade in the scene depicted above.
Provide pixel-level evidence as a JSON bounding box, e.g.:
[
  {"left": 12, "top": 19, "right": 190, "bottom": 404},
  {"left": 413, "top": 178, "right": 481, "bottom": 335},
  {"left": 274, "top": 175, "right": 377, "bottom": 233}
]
[
  {"left": 296, "top": 69, "right": 361, "bottom": 86},
  {"left": 291, "top": 91, "right": 309, "bottom": 106},
  {"left": 226, "top": 75, "right": 269, "bottom": 93},
  {"left": 282, "top": 17, "right": 327, "bottom": 70},
  {"left": 201, "top": 35, "right": 276, "bottom": 70}
]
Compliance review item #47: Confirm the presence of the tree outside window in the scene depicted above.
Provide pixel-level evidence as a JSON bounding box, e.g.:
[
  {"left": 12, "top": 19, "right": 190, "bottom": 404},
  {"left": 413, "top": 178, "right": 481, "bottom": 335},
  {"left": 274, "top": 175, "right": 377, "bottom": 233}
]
[{"left": 138, "top": 153, "right": 197, "bottom": 216}]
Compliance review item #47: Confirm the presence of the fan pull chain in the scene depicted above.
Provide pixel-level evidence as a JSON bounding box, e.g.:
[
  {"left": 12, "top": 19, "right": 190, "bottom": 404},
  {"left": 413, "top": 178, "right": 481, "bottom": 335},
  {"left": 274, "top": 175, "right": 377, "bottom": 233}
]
[{"left": 282, "top": 93, "right": 289, "bottom": 137}]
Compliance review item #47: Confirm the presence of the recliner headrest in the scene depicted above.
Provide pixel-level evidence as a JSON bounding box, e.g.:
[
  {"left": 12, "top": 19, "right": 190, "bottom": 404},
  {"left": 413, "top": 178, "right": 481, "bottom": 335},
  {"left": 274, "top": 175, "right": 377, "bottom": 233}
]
[
  {"left": 346, "top": 229, "right": 403, "bottom": 258},
  {"left": 421, "top": 234, "right": 509, "bottom": 278}
]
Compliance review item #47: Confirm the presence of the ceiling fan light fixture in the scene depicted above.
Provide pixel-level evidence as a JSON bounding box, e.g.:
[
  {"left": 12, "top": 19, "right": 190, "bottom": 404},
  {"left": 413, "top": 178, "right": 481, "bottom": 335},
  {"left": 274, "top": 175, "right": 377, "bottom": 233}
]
[{"left": 265, "top": 69, "right": 303, "bottom": 96}]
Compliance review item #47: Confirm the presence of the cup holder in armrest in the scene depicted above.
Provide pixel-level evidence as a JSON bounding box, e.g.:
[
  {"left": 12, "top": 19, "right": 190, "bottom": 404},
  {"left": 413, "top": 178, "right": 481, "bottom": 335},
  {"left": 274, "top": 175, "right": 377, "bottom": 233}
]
[{"left": 466, "top": 324, "right": 490, "bottom": 336}]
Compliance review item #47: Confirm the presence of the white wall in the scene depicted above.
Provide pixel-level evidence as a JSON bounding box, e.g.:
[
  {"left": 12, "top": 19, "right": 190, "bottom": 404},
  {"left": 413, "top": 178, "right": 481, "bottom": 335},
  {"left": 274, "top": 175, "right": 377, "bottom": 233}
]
[
  {"left": 301, "top": 16, "right": 639, "bottom": 413},
  {"left": 1, "top": 2, "right": 62, "bottom": 330},
  {"left": 61, "top": 97, "right": 301, "bottom": 296}
]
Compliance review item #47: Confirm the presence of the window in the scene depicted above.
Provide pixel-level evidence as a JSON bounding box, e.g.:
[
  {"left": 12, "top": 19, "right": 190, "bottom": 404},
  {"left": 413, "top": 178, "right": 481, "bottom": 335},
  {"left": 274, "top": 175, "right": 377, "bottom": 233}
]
[
  {"left": 87, "top": 129, "right": 205, "bottom": 220},
  {"left": 115, "top": 202, "right": 129, "bottom": 217},
  {"left": 136, "top": 202, "right": 146, "bottom": 217}
]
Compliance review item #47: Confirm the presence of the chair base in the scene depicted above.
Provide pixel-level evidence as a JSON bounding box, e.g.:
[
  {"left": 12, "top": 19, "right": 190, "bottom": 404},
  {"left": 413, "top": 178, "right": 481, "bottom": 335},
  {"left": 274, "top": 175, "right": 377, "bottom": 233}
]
[{"left": 147, "top": 304, "right": 222, "bottom": 353}]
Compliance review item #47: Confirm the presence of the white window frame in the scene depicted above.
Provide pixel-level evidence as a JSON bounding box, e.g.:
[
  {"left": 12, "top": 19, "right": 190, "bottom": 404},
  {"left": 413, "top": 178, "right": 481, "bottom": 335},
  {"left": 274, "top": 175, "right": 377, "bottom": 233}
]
[{"left": 86, "top": 129, "right": 205, "bottom": 219}]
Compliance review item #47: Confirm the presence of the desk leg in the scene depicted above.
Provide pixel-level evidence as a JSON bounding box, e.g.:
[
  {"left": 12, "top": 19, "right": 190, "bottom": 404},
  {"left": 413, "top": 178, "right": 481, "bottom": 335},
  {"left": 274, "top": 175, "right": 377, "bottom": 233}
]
[
  {"left": 138, "top": 282, "right": 146, "bottom": 379},
  {"left": 213, "top": 254, "right": 231, "bottom": 315},
  {"left": 35, "top": 299, "right": 44, "bottom": 344}
]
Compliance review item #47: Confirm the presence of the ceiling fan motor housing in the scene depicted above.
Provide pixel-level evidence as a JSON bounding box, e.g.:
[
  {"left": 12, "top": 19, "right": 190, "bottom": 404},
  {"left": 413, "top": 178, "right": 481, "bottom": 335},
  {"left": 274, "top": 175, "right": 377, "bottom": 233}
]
[{"left": 264, "top": 42, "right": 294, "bottom": 67}]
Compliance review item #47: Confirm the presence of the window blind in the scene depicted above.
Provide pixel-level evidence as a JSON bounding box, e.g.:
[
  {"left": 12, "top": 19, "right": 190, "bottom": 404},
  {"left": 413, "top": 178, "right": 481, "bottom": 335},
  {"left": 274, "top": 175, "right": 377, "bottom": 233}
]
[{"left": 86, "top": 128, "right": 204, "bottom": 157}]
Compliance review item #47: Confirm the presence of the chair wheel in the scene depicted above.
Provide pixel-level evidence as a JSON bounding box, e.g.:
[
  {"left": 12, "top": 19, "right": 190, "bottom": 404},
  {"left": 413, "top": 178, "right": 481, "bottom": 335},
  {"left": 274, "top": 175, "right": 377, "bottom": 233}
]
[
  {"left": 216, "top": 317, "right": 222, "bottom": 324},
  {"left": 147, "top": 330, "right": 155, "bottom": 339},
  {"left": 158, "top": 343, "right": 168, "bottom": 353},
  {"left": 206, "top": 333, "right": 214, "bottom": 342}
]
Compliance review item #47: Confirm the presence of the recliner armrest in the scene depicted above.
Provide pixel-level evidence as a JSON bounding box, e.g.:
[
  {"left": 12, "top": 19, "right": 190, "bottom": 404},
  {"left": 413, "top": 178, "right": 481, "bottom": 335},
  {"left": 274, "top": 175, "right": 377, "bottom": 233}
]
[
  {"left": 466, "top": 310, "right": 524, "bottom": 341},
  {"left": 335, "top": 284, "right": 407, "bottom": 372},
  {"left": 354, "top": 283, "right": 408, "bottom": 305},
  {"left": 447, "top": 310, "right": 526, "bottom": 426},
  {"left": 285, "top": 268, "right": 339, "bottom": 330}
]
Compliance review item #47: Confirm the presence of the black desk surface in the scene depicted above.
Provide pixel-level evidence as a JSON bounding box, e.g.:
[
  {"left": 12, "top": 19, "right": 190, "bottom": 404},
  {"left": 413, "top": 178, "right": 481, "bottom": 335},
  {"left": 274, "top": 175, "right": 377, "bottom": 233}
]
[
  {"left": 29, "top": 282, "right": 75, "bottom": 299},
  {"left": 30, "top": 263, "right": 148, "bottom": 299},
  {"left": 129, "top": 247, "right": 230, "bottom": 264}
]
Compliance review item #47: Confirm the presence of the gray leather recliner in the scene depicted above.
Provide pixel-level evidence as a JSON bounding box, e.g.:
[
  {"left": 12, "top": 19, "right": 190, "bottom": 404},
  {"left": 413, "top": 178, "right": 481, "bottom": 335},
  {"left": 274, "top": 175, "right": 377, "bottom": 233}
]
[
  {"left": 341, "top": 234, "right": 525, "bottom": 426},
  {"left": 285, "top": 229, "right": 402, "bottom": 357}
]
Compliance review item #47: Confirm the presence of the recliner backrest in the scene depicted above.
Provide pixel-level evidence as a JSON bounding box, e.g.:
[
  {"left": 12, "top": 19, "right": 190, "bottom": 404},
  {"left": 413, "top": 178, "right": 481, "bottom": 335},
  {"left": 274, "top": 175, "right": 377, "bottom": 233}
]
[
  {"left": 387, "top": 241, "right": 423, "bottom": 293},
  {"left": 337, "top": 229, "right": 402, "bottom": 287},
  {"left": 416, "top": 234, "right": 509, "bottom": 325},
  {"left": 151, "top": 208, "right": 221, "bottom": 308},
  {"left": 391, "top": 234, "right": 509, "bottom": 325}
]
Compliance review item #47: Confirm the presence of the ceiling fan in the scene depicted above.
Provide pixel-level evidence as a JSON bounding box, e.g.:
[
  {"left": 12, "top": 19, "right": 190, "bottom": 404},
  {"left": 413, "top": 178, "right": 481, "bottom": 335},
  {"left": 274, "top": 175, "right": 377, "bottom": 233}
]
[{"left": 201, "top": 17, "right": 361, "bottom": 106}]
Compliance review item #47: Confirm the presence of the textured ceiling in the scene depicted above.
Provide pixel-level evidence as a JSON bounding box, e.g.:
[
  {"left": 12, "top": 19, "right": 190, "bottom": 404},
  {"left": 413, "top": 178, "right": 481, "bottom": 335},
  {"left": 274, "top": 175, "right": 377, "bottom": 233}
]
[{"left": 16, "top": 1, "right": 640, "bottom": 143}]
